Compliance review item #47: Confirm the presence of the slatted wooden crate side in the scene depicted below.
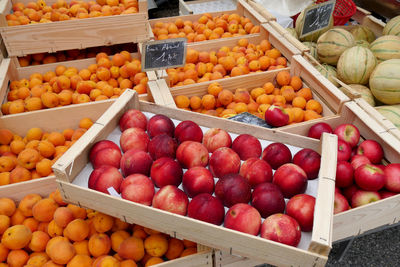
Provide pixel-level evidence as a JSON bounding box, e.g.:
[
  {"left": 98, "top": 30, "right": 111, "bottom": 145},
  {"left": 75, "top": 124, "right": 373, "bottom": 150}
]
[
  {"left": 0, "top": 99, "right": 116, "bottom": 199},
  {"left": 0, "top": 52, "right": 154, "bottom": 116},
  {"left": 354, "top": 98, "right": 400, "bottom": 142},
  {"left": 244, "top": 0, "right": 276, "bottom": 22},
  {"left": 0, "top": 0, "right": 149, "bottom": 57},
  {"left": 150, "top": 0, "right": 266, "bottom": 28},
  {"left": 53, "top": 89, "right": 336, "bottom": 266},
  {"left": 278, "top": 101, "right": 400, "bottom": 241},
  {"left": 161, "top": 23, "right": 301, "bottom": 87}
]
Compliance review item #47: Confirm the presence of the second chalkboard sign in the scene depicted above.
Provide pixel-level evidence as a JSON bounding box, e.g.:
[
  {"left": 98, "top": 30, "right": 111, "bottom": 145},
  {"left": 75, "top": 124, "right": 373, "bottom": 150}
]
[
  {"left": 142, "top": 38, "right": 187, "bottom": 71},
  {"left": 300, "top": 0, "right": 335, "bottom": 38}
]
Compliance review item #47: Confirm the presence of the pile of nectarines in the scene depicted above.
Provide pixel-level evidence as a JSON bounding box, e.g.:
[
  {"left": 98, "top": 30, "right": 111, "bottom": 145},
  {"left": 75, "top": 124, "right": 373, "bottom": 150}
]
[
  {"left": 174, "top": 70, "right": 324, "bottom": 124},
  {"left": 7, "top": 0, "right": 140, "bottom": 26},
  {"left": 2, "top": 51, "right": 148, "bottom": 115},
  {"left": 167, "top": 38, "right": 287, "bottom": 87},
  {"left": 152, "top": 13, "right": 260, "bottom": 42},
  {"left": 0, "top": 189, "right": 197, "bottom": 266},
  {"left": 18, "top": 43, "right": 136, "bottom": 67},
  {"left": 0, "top": 117, "right": 93, "bottom": 186}
]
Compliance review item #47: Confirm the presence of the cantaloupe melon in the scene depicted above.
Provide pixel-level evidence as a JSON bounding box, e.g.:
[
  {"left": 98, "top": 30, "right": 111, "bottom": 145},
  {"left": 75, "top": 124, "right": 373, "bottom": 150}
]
[
  {"left": 375, "top": 104, "right": 400, "bottom": 129},
  {"left": 315, "top": 63, "right": 339, "bottom": 86},
  {"left": 350, "top": 26, "right": 376, "bottom": 43},
  {"left": 383, "top": 15, "right": 400, "bottom": 36},
  {"left": 295, "top": 8, "right": 333, "bottom": 42},
  {"left": 317, "top": 28, "right": 355, "bottom": 65},
  {"left": 355, "top": 40, "right": 370, "bottom": 48},
  {"left": 340, "top": 84, "right": 375, "bottom": 106},
  {"left": 369, "top": 59, "right": 400, "bottom": 104},
  {"left": 285, "top": 28, "right": 298, "bottom": 39},
  {"left": 370, "top": 35, "right": 400, "bottom": 62},
  {"left": 303, "top": 42, "right": 318, "bottom": 60},
  {"left": 337, "top": 46, "right": 377, "bottom": 85}
]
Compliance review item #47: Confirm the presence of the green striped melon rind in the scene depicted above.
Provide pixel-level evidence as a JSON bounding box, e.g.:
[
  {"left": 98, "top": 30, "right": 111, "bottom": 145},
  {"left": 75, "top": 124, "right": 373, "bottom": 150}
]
[
  {"left": 383, "top": 15, "right": 400, "bottom": 37},
  {"left": 337, "top": 46, "right": 377, "bottom": 85},
  {"left": 285, "top": 28, "right": 298, "bottom": 39},
  {"left": 295, "top": 8, "right": 333, "bottom": 42},
  {"left": 315, "top": 63, "right": 339, "bottom": 86},
  {"left": 370, "top": 35, "right": 400, "bottom": 61},
  {"left": 350, "top": 26, "right": 376, "bottom": 43},
  {"left": 369, "top": 59, "right": 400, "bottom": 104},
  {"left": 317, "top": 28, "right": 355, "bottom": 66},
  {"left": 375, "top": 105, "right": 400, "bottom": 128},
  {"left": 303, "top": 42, "right": 318, "bottom": 60},
  {"left": 355, "top": 40, "right": 370, "bottom": 48},
  {"left": 343, "top": 84, "right": 375, "bottom": 106}
]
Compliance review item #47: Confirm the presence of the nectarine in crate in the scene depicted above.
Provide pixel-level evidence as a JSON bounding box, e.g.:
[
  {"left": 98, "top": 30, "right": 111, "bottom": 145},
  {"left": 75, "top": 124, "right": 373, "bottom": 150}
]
[
  {"left": 149, "top": 0, "right": 268, "bottom": 43},
  {"left": 2, "top": 174, "right": 212, "bottom": 267},
  {"left": 276, "top": 100, "right": 400, "bottom": 242},
  {"left": 153, "top": 55, "right": 349, "bottom": 129},
  {"left": 53, "top": 89, "right": 338, "bottom": 266},
  {"left": 0, "top": 51, "right": 157, "bottom": 116},
  {"left": 158, "top": 23, "right": 302, "bottom": 88},
  {"left": 0, "top": 0, "right": 149, "bottom": 57}
]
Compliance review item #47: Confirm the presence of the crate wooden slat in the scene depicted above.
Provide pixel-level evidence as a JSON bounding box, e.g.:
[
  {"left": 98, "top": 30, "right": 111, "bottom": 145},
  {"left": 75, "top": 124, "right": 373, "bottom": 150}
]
[
  {"left": 159, "top": 55, "right": 349, "bottom": 128},
  {"left": 150, "top": 0, "right": 267, "bottom": 31},
  {"left": 0, "top": 0, "right": 149, "bottom": 57},
  {"left": 53, "top": 89, "right": 337, "bottom": 267},
  {"left": 278, "top": 101, "right": 400, "bottom": 241},
  {"left": 3, "top": 167, "right": 212, "bottom": 267},
  {"left": 0, "top": 99, "right": 115, "bottom": 200},
  {"left": 245, "top": 0, "right": 276, "bottom": 22},
  {"left": 0, "top": 52, "right": 155, "bottom": 116},
  {"left": 160, "top": 23, "right": 303, "bottom": 89}
]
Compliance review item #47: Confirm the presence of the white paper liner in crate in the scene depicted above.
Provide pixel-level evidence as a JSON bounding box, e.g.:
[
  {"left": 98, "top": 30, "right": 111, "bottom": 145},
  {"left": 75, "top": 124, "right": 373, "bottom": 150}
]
[
  {"left": 72, "top": 111, "right": 319, "bottom": 251},
  {"left": 188, "top": 0, "right": 237, "bottom": 14}
]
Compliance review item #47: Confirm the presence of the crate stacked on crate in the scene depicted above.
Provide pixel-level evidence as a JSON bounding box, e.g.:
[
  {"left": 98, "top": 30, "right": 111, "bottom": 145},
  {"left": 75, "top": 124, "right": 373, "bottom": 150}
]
[
  {"left": 0, "top": 173, "right": 212, "bottom": 267},
  {"left": 0, "top": 0, "right": 150, "bottom": 57},
  {"left": 53, "top": 89, "right": 338, "bottom": 266},
  {"left": 156, "top": 23, "right": 302, "bottom": 89},
  {"left": 268, "top": 4, "right": 400, "bottom": 143},
  {"left": 151, "top": 55, "right": 349, "bottom": 132}
]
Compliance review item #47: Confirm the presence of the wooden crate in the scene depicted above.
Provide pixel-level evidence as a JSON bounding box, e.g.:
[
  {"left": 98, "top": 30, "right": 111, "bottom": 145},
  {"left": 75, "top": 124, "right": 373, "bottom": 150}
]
[
  {"left": 303, "top": 44, "right": 400, "bottom": 142},
  {"left": 159, "top": 23, "right": 302, "bottom": 88},
  {"left": 0, "top": 99, "right": 116, "bottom": 200},
  {"left": 278, "top": 101, "right": 400, "bottom": 242},
  {"left": 0, "top": 0, "right": 149, "bottom": 57},
  {"left": 150, "top": 0, "right": 267, "bottom": 41},
  {"left": 154, "top": 55, "right": 350, "bottom": 125},
  {"left": 3, "top": 172, "right": 213, "bottom": 267},
  {"left": 271, "top": 6, "right": 386, "bottom": 55},
  {"left": 0, "top": 52, "right": 157, "bottom": 116},
  {"left": 53, "top": 89, "right": 338, "bottom": 267}
]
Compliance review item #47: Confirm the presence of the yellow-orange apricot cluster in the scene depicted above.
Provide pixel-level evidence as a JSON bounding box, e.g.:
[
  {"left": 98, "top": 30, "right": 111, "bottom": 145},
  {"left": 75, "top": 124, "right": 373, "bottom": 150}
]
[
  {"left": 18, "top": 43, "right": 135, "bottom": 67},
  {"left": 152, "top": 13, "right": 260, "bottom": 42},
  {"left": 0, "top": 118, "right": 92, "bottom": 186},
  {"left": 2, "top": 51, "right": 148, "bottom": 115},
  {"left": 0, "top": 189, "right": 197, "bottom": 266},
  {"left": 167, "top": 38, "right": 287, "bottom": 87},
  {"left": 174, "top": 71, "right": 324, "bottom": 124},
  {"left": 7, "top": 0, "right": 139, "bottom": 26}
]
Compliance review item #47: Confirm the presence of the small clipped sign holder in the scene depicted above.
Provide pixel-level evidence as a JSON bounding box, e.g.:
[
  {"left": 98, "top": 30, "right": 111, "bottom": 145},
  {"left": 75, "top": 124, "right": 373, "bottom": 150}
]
[
  {"left": 300, "top": 0, "right": 336, "bottom": 39},
  {"left": 141, "top": 38, "right": 187, "bottom": 72}
]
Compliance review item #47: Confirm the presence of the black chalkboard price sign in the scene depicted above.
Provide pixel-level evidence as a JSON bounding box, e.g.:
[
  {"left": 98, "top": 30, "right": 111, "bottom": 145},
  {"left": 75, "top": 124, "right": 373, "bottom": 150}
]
[
  {"left": 228, "top": 112, "right": 272, "bottom": 128},
  {"left": 141, "top": 38, "right": 187, "bottom": 71},
  {"left": 300, "top": 0, "right": 335, "bottom": 38}
]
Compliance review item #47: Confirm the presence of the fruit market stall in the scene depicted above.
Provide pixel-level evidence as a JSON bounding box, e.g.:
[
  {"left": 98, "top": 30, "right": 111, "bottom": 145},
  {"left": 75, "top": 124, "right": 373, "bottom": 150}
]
[
  {"left": 0, "top": 176, "right": 212, "bottom": 266},
  {"left": 53, "top": 89, "right": 338, "bottom": 266},
  {"left": 0, "top": 0, "right": 150, "bottom": 57}
]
